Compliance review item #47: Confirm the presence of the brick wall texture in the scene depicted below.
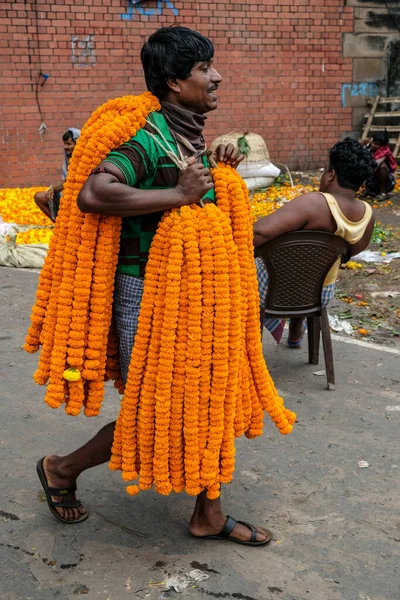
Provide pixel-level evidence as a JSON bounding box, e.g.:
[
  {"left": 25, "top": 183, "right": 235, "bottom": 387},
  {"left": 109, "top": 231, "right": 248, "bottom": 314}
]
[{"left": 0, "top": 0, "right": 354, "bottom": 188}]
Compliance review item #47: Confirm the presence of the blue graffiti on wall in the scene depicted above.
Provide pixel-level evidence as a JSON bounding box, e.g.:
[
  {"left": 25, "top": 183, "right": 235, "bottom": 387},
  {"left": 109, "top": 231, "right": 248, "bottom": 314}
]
[
  {"left": 341, "top": 82, "right": 380, "bottom": 107},
  {"left": 121, "top": 0, "right": 179, "bottom": 20}
]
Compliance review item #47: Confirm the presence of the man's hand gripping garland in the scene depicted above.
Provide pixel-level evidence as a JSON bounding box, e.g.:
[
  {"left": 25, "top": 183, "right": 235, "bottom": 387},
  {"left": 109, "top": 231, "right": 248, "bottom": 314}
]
[{"left": 25, "top": 93, "right": 296, "bottom": 499}]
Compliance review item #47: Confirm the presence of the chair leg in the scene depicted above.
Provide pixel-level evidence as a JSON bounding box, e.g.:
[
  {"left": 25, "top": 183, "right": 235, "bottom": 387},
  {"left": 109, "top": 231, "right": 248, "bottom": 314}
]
[
  {"left": 320, "top": 307, "right": 335, "bottom": 391},
  {"left": 307, "top": 316, "right": 320, "bottom": 365}
]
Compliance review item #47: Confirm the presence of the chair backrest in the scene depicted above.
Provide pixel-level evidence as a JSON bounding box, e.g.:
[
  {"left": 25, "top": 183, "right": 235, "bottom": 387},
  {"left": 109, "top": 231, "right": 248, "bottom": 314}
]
[{"left": 254, "top": 230, "right": 350, "bottom": 316}]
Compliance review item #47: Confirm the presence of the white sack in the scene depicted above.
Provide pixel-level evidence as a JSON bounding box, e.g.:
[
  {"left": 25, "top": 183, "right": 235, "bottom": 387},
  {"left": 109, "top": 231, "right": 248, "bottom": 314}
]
[
  {"left": 0, "top": 224, "right": 48, "bottom": 268},
  {"left": 242, "top": 176, "right": 276, "bottom": 191},
  {"left": 237, "top": 161, "right": 280, "bottom": 179}
]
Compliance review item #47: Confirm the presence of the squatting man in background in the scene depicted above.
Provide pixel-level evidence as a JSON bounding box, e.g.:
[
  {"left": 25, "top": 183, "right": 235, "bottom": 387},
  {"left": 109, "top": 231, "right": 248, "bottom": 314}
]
[
  {"left": 34, "top": 128, "right": 80, "bottom": 221},
  {"left": 362, "top": 130, "right": 397, "bottom": 202}
]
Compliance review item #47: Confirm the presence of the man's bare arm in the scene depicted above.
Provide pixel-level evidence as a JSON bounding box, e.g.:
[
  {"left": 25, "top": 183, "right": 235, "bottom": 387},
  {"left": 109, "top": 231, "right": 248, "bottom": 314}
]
[
  {"left": 350, "top": 214, "right": 375, "bottom": 257},
  {"left": 77, "top": 160, "right": 213, "bottom": 216},
  {"left": 53, "top": 182, "right": 64, "bottom": 193},
  {"left": 34, "top": 191, "right": 53, "bottom": 221},
  {"left": 252, "top": 193, "right": 316, "bottom": 247}
]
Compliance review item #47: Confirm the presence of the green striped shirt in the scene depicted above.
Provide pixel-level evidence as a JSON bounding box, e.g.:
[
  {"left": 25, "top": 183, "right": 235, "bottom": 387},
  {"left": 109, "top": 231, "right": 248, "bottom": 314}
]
[{"left": 105, "top": 110, "right": 215, "bottom": 278}]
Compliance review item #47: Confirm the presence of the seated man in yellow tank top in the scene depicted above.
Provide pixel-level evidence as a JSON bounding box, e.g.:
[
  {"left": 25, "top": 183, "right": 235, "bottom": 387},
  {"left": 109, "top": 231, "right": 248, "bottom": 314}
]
[{"left": 253, "top": 138, "right": 376, "bottom": 347}]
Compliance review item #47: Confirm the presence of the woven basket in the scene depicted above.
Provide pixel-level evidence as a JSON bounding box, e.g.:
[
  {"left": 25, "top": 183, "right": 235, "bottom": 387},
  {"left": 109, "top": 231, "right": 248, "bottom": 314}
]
[{"left": 209, "top": 131, "right": 270, "bottom": 163}]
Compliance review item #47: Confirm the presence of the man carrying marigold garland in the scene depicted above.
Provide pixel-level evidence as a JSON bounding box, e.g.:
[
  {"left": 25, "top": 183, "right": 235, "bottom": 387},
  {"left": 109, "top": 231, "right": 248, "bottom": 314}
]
[{"left": 36, "top": 26, "right": 273, "bottom": 546}]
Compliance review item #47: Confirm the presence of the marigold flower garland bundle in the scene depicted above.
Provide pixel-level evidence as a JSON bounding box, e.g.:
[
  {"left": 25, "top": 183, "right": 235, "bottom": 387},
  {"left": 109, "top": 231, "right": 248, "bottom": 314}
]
[
  {"left": 25, "top": 92, "right": 161, "bottom": 415},
  {"left": 25, "top": 92, "right": 295, "bottom": 500},
  {"left": 111, "top": 170, "right": 296, "bottom": 500}
]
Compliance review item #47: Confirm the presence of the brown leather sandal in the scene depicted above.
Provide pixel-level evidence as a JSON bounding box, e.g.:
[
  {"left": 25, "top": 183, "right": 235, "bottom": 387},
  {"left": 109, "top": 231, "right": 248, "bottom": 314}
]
[
  {"left": 36, "top": 458, "right": 88, "bottom": 524},
  {"left": 191, "top": 515, "right": 273, "bottom": 547}
]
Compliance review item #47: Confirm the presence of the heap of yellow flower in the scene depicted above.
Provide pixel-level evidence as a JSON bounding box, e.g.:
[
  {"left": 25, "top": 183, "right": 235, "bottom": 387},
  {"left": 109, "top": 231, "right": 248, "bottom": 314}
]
[
  {"left": 0, "top": 187, "right": 50, "bottom": 226},
  {"left": 0, "top": 187, "right": 53, "bottom": 246},
  {"left": 343, "top": 261, "right": 363, "bottom": 270},
  {"left": 25, "top": 92, "right": 295, "bottom": 499},
  {"left": 15, "top": 228, "right": 53, "bottom": 246}
]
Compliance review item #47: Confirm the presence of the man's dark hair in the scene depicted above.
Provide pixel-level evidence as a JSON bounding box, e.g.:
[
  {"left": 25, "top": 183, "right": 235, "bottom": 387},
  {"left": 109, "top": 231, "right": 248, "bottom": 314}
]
[
  {"left": 141, "top": 26, "right": 214, "bottom": 99},
  {"left": 372, "top": 130, "right": 389, "bottom": 146},
  {"left": 62, "top": 130, "right": 74, "bottom": 142},
  {"left": 329, "top": 137, "right": 376, "bottom": 191}
]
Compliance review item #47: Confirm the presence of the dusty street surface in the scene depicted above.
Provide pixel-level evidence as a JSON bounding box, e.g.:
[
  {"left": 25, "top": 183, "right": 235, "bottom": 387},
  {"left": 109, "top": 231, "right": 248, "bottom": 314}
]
[
  {"left": 331, "top": 193, "right": 400, "bottom": 346},
  {"left": 1, "top": 267, "right": 399, "bottom": 600}
]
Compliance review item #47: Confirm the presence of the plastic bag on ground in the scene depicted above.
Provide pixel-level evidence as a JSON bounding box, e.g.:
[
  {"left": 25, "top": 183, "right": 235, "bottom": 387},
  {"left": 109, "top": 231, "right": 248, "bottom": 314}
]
[
  {"left": 328, "top": 314, "right": 353, "bottom": 335},
  {"left": 355, "top": 250, "right": 400, "bottom": 264}
]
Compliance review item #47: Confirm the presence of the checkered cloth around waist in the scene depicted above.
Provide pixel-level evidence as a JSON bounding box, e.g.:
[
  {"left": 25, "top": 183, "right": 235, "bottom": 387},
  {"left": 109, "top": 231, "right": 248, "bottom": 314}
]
[{"left": 113, "top": 272, "right": 144, "bottom": 383}]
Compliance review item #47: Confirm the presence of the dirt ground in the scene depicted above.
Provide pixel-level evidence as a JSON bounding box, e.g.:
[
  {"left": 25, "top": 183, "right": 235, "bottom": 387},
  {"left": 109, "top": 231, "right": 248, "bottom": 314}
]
[{"left": 294, "top": 172, "right": 400, "bottom": 346}]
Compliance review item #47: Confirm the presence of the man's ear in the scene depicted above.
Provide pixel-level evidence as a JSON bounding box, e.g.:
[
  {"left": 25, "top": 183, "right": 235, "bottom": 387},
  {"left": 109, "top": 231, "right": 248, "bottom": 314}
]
[
  {"left": 167, "top": 78, "right": 180, "bottom": 93},
  {"left": 328, "top": 168, "right": 336, "bottom": 183}
]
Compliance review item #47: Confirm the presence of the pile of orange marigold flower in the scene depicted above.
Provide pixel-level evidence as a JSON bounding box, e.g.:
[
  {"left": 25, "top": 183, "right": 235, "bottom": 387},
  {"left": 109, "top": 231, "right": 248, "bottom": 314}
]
[{"left": 24, "top": 93, "right": 295, "bottom": 499}]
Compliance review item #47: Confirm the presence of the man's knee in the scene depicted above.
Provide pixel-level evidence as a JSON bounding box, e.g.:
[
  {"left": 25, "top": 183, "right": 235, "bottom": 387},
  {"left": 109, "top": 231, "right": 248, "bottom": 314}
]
[
  {"left": 34, "top": 191, "right": 46, "bottom": 207},
  {"left": 377, "top": 163, "right": 388, "bottom": 176}
]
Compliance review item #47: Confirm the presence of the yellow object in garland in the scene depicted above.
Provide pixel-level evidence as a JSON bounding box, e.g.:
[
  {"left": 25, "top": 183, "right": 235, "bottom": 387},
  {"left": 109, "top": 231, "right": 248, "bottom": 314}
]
[
  {"left": 63, "top": 368, "right": 81, "bottom": 382},
  {"left": 25, "top": 93, "right": 295, "bottom": 500}
]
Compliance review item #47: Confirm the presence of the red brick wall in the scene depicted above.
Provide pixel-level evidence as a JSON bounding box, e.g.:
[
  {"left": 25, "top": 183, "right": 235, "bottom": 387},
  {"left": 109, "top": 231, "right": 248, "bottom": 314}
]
[{"left": 0, "top": 0, "right": 354, "bottom": 188}]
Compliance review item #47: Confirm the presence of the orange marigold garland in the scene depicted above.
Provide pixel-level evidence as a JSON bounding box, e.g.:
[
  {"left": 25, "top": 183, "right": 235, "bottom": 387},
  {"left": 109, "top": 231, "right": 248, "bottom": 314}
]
[
  {"left": 218, "top": 207, "right": 241, "bottom": 484},
  {"left": 153, "top": 212, "right": 183, "bottom": 496},
  {"left": 181, "top": 206, "right": 203, "bottom": 496},
  {"left": 197, "top": 208, "right": 215, "bottom": 465},
  {"left": 104, "top": 224, "right": 125, "bottom": 395},
  {"left": 169, "top": 253, "right": 189, "bottom": 493},
  {"left": 67, "top": 214, "right": 98, "bottom": 371},
  {"left": 199, "top": 204, "right": 230, "bottom": 490},
  {"left": 141, "top": 214, "right": 172, "bottom": 491},
  {"left": 211, "top": 165, "right": 296, "bottom": 436}
]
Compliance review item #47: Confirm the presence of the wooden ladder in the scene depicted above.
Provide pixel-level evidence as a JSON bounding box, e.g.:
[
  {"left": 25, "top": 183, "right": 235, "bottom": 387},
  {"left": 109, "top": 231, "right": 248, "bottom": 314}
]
[{"left": 362, "top": 96, "right": 400, "bottom": 158}]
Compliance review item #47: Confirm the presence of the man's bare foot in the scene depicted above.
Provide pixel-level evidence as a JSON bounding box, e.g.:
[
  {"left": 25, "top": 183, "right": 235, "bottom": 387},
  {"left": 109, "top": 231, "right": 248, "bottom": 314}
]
[
  {"left": 38, "top": 456, "right": 87, "bottom": 522},
  {"left": 189, "top": 491, "right": 272, "bottom": 546}
]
